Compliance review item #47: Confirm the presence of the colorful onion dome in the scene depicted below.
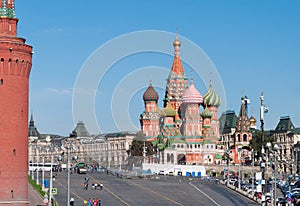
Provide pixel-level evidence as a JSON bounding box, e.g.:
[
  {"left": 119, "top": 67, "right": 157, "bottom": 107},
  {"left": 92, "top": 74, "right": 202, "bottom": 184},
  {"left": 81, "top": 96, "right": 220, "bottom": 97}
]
[
  {"left": 201, "top": 106, "right": 212, "bottom": 118},
  {"left": 202, "top": 80, "right": 221, "bottom": 107},
  {"left": 162, "top": 103, "right": 177, "bottom": 117},
  {"left": 143, "top": 81, "right": 158, "bottom": 102},
  {"left": 182, "top": 80, "right": 203, "bottom": 104}
]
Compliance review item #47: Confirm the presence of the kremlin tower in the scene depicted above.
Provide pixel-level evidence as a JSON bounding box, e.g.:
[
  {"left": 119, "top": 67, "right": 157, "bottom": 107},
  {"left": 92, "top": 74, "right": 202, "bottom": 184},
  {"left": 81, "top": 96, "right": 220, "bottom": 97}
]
[{"left": 0, "top": 1, "right": 33, "bottom": 205}]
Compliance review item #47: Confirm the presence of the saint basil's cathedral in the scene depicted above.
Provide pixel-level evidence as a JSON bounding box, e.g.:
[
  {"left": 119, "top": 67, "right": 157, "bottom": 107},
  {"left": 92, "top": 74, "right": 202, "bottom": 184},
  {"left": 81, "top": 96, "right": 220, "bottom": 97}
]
[{"left": 139, "top": 35, "right": 223, "bottom": 165}]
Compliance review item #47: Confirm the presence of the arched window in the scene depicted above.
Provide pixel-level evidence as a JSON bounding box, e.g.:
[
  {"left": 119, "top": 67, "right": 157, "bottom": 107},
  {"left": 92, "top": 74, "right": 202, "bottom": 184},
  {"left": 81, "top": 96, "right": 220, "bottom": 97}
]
[
  {"left": 167, "top": 153, "right": 170, "bottom": 162},
  {"left": 0, "top": 79, "right": 3, "bottom": 85},
  {"left": 243, "top": 134, "right": 247, "bottom": 142},
  {"left": 237, "top": 134, "right": 241, "bottom": 142}
]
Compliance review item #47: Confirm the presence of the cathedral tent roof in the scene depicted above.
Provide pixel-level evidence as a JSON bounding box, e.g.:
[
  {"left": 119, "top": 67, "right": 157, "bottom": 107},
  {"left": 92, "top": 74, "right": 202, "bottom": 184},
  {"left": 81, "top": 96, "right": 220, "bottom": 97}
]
[{"left": 182, "top": 80, "right": 203, "bottom": 104}]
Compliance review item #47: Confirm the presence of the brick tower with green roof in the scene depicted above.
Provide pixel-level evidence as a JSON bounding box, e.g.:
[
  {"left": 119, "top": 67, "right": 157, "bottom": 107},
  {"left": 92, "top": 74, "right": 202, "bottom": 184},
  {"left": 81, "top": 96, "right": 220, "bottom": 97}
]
[
  {"left": 0, "top": 0, "right": 33, "bottom": 204},
  {"left": 235, "top": 96, "right": 252, "bottom": 147}
]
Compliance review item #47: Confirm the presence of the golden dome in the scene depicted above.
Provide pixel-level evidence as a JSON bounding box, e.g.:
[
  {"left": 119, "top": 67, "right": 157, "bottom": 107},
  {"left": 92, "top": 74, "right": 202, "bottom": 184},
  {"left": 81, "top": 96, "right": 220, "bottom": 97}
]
[
  {"left": 173, "top": 35, "right": 181, "bottom": 47},
  {"left": 249, "top": 115, "right": 257, "bottom": 123}
]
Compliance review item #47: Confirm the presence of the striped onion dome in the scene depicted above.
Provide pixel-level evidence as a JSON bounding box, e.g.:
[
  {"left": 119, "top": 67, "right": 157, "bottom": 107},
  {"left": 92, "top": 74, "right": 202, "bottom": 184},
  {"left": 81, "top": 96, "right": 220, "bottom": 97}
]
[
  {"left": 182, "top": 80, "right": 203, "bottom": 104},
  {"left": 162, "top": 103, "right": 177, "bottom": 117},
  {"left": 202, "top": 80, "right": 221, "bottom": 107},
  {"left": 143, "top": 81, "right": 158, "bottom": 102},
  {"left": 201, "top": 106, "right": 212, "bottom": 118}
]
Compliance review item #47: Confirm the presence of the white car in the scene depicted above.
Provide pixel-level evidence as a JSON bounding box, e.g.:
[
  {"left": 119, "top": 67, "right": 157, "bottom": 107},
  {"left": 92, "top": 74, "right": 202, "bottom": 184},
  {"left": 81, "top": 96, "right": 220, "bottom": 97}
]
[{"left": 158, "top": 170, "right": 165, "bottom": 175}]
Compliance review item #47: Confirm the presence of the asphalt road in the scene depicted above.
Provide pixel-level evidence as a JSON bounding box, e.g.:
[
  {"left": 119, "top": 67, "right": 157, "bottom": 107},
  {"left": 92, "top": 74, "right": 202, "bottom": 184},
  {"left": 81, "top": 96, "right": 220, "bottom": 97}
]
[{"left": 52, "top": 171, "right": 259, "bottom": 206}]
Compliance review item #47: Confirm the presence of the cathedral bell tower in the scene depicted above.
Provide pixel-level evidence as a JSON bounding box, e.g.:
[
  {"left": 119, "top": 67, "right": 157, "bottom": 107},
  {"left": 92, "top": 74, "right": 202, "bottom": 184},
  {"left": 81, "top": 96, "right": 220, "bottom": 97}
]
[{"left": 0, "top": 1, "right": 33, "bottom": 205}]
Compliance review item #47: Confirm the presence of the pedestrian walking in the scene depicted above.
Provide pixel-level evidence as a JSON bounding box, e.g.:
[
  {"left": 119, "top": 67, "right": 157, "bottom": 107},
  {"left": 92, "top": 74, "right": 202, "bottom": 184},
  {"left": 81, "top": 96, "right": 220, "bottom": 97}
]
[
  {"left": 93, "top": 198, "right": 98, "bottom": 206},
  {"left": 70, "top": 197, "right": 74, "bottom": 206}
]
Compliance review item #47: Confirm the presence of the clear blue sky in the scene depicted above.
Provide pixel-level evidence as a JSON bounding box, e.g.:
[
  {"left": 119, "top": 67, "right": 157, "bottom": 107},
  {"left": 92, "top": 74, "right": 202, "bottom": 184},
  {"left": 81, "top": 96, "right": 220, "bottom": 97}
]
[{"left": 16, "top": 1, "right": 300, "bottom": 136}]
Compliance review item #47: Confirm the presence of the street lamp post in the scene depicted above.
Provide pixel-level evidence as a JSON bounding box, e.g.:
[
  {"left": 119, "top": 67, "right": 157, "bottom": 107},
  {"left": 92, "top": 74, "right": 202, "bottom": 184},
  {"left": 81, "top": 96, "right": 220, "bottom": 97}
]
[
  {"left": 36, "top": 147, "right": 40, "bottom": 185},
  {"left": 252, "top": 150, "right": 256, "bottom": 196},
  {"left": 31, "top": 145, "right": 36, "bottom": 180},
  {"left": 46, "top": 136, "right": 58, "bottom": 206},
  {"left": 67, "top": 145, "right": 71, "bottom": 206},
  {"left": 266, "top": 142, "right": 280, "bottom": 206},
  {"left": 238, "top": 149, "right": 241, "bottom": 190},
  {"left": 294, "top": 147, "right": 300, "bottom": 175},
  {"left": 49, "top": 152, "right": 54, "bottom": 206},
  {"left": 61, "top": 140, "right": 76, "bottom": 206},
  {"left": 260, "top": 92, "right": 267, "bottom": 180},
  {"left": 42, "top": 155, "right": 45, "bottom": 191},
  {"left": 143, "top": 141, "right": 147, "bottom": 163}
]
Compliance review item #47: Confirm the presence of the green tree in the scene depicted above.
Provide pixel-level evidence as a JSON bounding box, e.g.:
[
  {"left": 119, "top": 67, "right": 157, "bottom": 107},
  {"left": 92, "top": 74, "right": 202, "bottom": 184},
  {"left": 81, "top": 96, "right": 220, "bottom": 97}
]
[
  {"left": 249, "top": 130, "right": 273, "bottom": 156},
  {"left": 222, "top": 152, "right": 232, "bottom": 166},
  {"left": 129, "top": 132, "right": 154, "bottom": 156}
]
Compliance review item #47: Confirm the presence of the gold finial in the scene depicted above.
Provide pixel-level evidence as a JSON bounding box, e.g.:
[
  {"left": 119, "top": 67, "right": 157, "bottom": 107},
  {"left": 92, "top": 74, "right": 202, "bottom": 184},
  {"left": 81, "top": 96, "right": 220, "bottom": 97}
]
[
  {"left": 190, "top": 70, "right": 194, "bottom": 85},
  {"left": 173, "top": 29, "right": 181, "bottom": 47},
  {"left": 209, "top": 71, "right": 213, "bottom": 86},
  {"left": 149, "top": 71, "right": 153, "bottom": 85}
]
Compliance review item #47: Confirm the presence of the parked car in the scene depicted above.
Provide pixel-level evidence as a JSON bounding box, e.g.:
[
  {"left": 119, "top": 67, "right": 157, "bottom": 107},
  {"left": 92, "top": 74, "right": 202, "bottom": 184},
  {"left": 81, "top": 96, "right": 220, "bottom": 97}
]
[
  {"left": 276, "top": 197, "right": 287, "bottom": 206},
  {"left": 168, "top": 171, "right": 174, "bottom": 176}
]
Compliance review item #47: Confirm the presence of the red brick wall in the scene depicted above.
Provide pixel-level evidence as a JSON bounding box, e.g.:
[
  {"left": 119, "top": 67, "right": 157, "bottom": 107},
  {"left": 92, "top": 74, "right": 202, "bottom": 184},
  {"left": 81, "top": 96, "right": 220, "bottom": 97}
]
[{"left": 0, "top": 17, "right": 32, "bottom": 205}]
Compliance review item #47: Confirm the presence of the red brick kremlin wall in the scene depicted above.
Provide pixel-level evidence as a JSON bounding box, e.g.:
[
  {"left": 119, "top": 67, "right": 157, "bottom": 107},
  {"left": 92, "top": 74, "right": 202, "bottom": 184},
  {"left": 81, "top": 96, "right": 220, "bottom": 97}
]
[{"left": 0, "top": 12, "right": 33, "bottom": 205}]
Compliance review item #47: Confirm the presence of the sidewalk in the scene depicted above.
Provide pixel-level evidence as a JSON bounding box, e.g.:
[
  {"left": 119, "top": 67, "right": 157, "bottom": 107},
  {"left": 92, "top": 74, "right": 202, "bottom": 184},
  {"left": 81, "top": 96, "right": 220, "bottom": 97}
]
[{"left": 28, "top": 183, "right": 46, "bottom": 206}]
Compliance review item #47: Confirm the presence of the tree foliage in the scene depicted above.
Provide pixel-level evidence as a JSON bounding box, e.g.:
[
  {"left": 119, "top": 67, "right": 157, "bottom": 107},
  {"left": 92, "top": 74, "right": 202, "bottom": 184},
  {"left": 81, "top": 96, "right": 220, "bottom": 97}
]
[
  {"left": 130, "top": 132, "right": 154, "bottom": 156},
  {"left": 249, "top": 130, "right": 273, "bottom": 156}
]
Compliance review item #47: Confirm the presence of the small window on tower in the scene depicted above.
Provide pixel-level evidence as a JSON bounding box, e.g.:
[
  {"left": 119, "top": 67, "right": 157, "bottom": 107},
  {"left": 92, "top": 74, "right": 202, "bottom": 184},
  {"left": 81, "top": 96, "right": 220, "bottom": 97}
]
[{"left": 0, "top": 79, "right": 3, "bottom": 85}]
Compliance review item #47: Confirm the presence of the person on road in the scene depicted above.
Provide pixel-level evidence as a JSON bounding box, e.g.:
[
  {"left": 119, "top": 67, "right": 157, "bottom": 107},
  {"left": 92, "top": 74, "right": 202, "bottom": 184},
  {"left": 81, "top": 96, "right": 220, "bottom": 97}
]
[
  {"left": 70, "top": 197, "right": 74, "bottom": 206},
  {"left": 84, "top": 177, "right": 89, "bottom": 190},
  {"left": 93, "top": 198, "right": 98, "bottom": 206}
]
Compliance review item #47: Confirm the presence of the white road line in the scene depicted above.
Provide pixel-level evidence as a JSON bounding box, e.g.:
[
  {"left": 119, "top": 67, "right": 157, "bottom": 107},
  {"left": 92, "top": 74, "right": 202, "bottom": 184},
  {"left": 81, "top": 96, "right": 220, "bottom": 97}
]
[{"left": 189, "top": 182, "right": 222, "bottom": 206}]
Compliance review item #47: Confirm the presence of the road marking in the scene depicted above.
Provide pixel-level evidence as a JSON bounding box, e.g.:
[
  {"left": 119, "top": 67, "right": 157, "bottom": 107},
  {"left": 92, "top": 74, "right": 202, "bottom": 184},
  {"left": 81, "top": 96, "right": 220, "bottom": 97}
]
[
  {"left": 87, "top": 174, "right": 130, "bottom": 206},
  {"left": 189, "top": 182, "right": 221, "bottom": 206},
  {"left": 55, "top": 181, "right": 85, "bottom": 201},
  {"left": 129, "top": 180, "right": 184, "bottom": 206}
]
